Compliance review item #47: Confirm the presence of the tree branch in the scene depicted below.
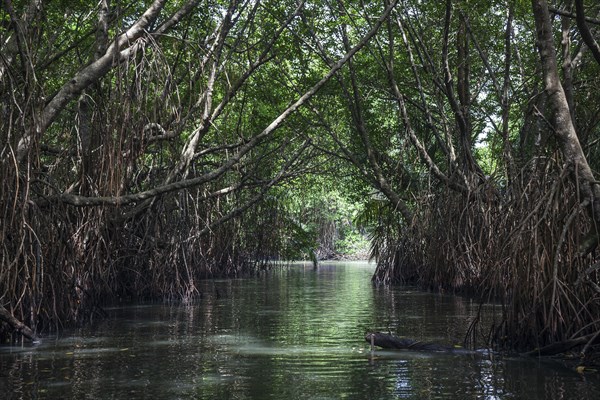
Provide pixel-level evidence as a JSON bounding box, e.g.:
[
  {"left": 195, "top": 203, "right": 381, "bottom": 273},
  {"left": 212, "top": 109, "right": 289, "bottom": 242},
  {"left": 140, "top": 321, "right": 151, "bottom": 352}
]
[
  {"left": 34, "top": 0, "right": 400, "bottom": 208},
  {"left": 15, "top": 0, "right": 174, "bottom": 162},
  {"left": 549, "top": 5, "right": 600, "bottom": 25},
  {"left": 0, "top": 305, "right": 39, "bottom": 342},
  {"left": 574, "top": 0, "right": 600, "bottom": 66}
]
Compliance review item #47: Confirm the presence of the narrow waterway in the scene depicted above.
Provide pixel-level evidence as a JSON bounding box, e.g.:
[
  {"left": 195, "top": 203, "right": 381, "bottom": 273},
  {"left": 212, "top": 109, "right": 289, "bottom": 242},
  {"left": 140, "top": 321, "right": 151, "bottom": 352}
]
[{"left": 1, "top": 262, "right": 598, "bottom": 399}]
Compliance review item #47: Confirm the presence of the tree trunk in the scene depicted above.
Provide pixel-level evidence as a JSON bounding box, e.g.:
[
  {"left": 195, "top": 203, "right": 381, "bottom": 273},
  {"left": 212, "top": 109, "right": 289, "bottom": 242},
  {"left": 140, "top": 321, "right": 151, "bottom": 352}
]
[{"left": 532, "top": 0, "right": 600, "bottom": 235}]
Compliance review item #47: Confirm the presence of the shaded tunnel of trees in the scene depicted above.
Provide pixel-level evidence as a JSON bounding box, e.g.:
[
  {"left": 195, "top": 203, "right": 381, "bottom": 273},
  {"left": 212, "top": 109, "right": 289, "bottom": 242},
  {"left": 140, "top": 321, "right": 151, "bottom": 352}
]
[{"left": 2, "top": 0, "right": 600, "bottom": 356}]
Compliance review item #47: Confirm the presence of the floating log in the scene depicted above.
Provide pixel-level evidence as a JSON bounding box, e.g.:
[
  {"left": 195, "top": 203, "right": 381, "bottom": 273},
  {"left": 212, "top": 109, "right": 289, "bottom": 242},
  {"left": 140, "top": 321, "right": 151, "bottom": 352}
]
[
  {"left": 524, "top": 332, "right": 600, "bottom": 357},
  {"left": 0, "top": 305, "right": 40, "bottom": 343},
  {"left": 365, "top": 332, "right": 462, "bottom": 353}
]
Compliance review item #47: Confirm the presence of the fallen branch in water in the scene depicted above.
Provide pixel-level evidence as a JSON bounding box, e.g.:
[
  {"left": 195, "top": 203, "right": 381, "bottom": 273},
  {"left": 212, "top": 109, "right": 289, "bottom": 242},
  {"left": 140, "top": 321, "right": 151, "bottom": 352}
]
[
  {"left": 365, "top": 332, "right": 465, "bottom": 353},
  {"left": 524, "top": 332, "right": 600, "bottom": 357},
  {"left": 0, "top": 305, "right": 40, "bottom": 343}
]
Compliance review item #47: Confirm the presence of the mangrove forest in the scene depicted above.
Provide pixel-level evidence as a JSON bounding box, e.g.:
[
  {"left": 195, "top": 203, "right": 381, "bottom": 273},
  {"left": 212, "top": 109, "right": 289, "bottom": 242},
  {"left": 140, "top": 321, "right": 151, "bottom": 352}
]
[{"left": 2, "top": 0, "right": 600, "bottom": 362}]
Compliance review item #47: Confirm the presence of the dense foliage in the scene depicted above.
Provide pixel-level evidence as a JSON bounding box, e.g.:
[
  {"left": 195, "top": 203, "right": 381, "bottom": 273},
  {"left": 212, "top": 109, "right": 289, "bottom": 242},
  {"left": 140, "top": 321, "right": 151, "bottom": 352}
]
[{"left": 2, "top": 0, "right": 600, "bottom": 357}]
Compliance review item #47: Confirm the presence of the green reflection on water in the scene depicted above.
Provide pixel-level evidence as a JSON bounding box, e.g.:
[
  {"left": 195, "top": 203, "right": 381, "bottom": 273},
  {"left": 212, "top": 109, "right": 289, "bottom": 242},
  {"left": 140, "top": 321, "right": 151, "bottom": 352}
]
[{"left": 1, "top": 261, "right": 598, "bottom": 399}]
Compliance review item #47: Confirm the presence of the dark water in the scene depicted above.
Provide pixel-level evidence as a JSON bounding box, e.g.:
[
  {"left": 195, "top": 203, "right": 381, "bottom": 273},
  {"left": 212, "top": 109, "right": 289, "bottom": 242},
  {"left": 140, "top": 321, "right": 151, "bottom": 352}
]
[{"left": 1, "top": 262, "right": 598, "bottom": 399}]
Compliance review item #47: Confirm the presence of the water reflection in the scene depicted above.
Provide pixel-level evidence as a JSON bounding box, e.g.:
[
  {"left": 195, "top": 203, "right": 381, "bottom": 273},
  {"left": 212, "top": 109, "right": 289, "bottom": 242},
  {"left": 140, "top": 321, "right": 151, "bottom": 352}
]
[{"left": 1, "top": 261, "right": 598, "bottom": 399}]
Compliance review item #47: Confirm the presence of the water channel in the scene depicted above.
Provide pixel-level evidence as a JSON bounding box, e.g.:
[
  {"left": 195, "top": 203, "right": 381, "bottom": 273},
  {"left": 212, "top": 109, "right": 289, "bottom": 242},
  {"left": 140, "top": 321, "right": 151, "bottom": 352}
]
[{"left": 1, "top": 262, "right": 598, "bottom": 399}]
